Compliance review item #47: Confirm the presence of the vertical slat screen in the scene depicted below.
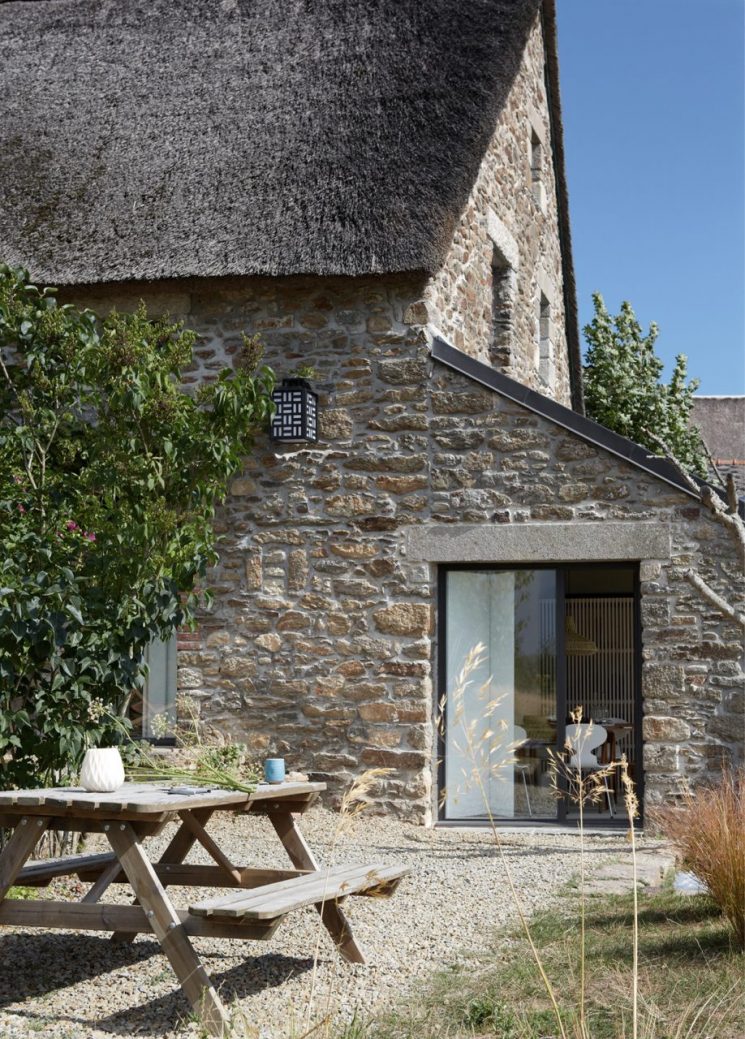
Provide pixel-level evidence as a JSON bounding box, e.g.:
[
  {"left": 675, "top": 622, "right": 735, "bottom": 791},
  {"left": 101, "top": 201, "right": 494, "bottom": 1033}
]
[
  {"left": 540, "top": 598, "right": 556, "bottom": 715},
  {"left": 566, "top": 597, "right": 635, "bottom": 763}
]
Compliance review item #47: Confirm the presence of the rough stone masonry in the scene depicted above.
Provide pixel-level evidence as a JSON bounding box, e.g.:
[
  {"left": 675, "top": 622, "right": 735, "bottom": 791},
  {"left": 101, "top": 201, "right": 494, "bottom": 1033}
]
[
  {"left": 56, "top": 7, "right": 742, "bottom": 822},
  {"left": 66, "top": 271, "right": 743, "bottom": 824}
]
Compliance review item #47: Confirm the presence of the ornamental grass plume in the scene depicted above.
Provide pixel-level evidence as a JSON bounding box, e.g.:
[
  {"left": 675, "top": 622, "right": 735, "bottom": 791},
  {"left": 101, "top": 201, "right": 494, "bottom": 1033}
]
[
  {"left": 651, "top": 765, "right": 745, "bottom": 950},
  {"left": 620, "top": 754, "right": 641, "bottom": 1039},
  {"left": 439, "top": 643, "right": 569, "bottom": 1039},
  {"left": 547, "top": 707, "right": 621, "bottom": 1039},
  {"left": 305, "top": 768, "right": 394, "bottom": 1032}
]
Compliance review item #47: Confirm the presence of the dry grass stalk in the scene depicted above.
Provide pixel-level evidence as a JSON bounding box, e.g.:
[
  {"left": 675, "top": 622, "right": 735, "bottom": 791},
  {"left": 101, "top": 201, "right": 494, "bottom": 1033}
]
[
  {"left": 620, "top": 754, "right": 640, "bottom": 1039},
  {"left": 445, "top": 675, "right": 648, "bottom": 1039},
  {"left": 441, "top": 642, "right": 569, "bottom": 1039},
  {"left": 128, "top": 694, "right": 261, "bottom": 793},
  {"left": 651, "top": 766, "right": 745, "bottom": 949},
  {"left": 305, "top": 768, "right": 394, "bottom": 1034},
  {"left": 548, "top": 706, "right": 618, "bottom": 1038}
]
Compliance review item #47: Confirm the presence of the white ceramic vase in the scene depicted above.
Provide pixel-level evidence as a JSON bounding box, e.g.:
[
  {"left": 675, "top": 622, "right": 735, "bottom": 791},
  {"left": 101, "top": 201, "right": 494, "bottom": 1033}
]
[{"left": 80, "top": 747, "right": 125, "bottom": 793}]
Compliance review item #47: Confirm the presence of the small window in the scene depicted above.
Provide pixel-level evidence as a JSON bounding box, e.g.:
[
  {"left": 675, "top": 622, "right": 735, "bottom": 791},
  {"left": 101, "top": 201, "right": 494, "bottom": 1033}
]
[
  {"left": 531, "top": 129, "right": 546, "bottom": 210},
  {"left": 491, "top": 245, "right": 515, "bottom": 368},
  {"left": 131, "top": 636, "right": 178, "bottom": 740},
  {"left": 538, "top": 293, "right": 554, "bottom": 388}
]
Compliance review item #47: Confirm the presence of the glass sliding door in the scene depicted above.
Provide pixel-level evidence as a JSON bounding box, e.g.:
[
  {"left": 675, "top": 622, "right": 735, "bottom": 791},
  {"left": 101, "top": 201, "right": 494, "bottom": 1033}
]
[{"left": 443, "top": 569, "right": 558, "bottom": 820}]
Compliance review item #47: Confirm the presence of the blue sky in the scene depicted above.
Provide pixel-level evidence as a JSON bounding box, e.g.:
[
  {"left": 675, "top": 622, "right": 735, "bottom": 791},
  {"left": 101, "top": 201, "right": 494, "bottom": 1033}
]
[{"left": 556, "top": 0, "right": 745, "bottom": 395}]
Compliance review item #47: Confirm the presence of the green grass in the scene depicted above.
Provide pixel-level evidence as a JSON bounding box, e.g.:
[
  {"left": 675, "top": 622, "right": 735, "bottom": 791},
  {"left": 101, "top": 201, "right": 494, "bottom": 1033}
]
[
  {"left": 345, "top": 891, "right": 744, "bottom": 1039},
  {"left": 7, "top": 885, "right": 38, "bottom": 899}
]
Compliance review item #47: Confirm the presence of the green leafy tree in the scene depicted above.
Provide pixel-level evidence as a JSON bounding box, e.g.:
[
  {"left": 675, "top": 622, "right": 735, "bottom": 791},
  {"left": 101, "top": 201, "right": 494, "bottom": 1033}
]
[
  {"left": 583, "top": 293, "right": 707, "bottom": 475},
  {"left": 0, "top": 265, "right": 274, "bottom": 788}
]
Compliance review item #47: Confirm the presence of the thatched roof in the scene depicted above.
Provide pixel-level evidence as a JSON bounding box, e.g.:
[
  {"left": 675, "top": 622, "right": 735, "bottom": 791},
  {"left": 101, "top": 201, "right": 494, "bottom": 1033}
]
[{"left": 1, "top": 0, "right": 546, "bottom": 285}]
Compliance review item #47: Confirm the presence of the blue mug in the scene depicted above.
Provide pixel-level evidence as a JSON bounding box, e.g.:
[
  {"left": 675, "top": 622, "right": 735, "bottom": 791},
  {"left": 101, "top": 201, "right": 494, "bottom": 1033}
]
[{"left": 264, "top": 758, "right": 285, "bottom": 784}]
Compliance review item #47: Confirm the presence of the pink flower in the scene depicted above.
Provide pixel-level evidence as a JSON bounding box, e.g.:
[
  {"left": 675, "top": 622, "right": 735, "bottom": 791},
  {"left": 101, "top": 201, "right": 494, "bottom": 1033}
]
[
  {"left": 17, "top": 503, "right": 25, "bottom": 513},
  {"left": 86, "top": 532, "right": 96, "bottom": 542},
  {"left": 66, "top": 521, "right": 78, "bottom": 531}
]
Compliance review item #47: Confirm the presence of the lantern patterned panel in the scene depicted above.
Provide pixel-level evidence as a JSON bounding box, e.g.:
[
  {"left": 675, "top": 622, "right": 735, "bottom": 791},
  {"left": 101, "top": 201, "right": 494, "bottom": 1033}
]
[{"left": 270, "top": 378, "right": 319, "bottom": 443}]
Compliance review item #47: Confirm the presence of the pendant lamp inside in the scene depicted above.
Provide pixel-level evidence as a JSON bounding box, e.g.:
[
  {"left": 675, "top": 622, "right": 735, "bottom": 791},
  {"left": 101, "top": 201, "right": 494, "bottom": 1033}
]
[{"left": 565, "top": 615, "right": 598, "bottom": 656}]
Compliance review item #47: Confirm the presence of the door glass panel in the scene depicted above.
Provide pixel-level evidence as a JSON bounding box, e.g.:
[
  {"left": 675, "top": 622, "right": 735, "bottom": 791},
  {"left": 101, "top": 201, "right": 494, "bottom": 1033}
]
[{"left": 444, "top": 570, "right": 557, "bottom": 820}]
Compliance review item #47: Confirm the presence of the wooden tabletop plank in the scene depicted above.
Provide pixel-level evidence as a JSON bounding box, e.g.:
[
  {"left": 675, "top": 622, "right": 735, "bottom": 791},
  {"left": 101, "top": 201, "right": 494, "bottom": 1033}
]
[
  {"left": 0, "top": 780, "right": 326, "bottom": 817},
  {"left": 248, "top": 781, "right": 326, "bottom": 801}
]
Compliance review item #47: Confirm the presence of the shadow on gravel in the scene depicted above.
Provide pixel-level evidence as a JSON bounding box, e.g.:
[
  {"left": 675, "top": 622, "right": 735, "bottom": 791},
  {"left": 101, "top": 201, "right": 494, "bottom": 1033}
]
[
  {"left": 97, "top": 953, "right": 315, "bottom": 1035},
  {"left": 0, "top": 932, "right": 161, "bottom": 1006},
  {"left": 0, "top": 933, "right": 314, "bottom": 1036}
]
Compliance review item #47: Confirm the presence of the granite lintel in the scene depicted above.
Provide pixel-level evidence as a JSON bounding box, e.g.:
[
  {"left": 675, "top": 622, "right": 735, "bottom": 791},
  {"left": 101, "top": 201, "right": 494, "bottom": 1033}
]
[{"left": 406, "top": 522, "right": 672, "bottom": 563}]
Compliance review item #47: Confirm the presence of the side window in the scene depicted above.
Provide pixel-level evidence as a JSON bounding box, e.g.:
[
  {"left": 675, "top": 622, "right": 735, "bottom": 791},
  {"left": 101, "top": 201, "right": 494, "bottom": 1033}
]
[
  {"left": 140, "top": 636, "right": 178, "bottom": 740},
  {"left": 538, "top": 292, "right": 555, "bottom": 390},
  {"left": 531, "top": 129, "right": 546, "bottom": 210},
  {"left": 491, "top": 243, "right": 517, "bottom": 369},
  {"left": 528, "top": 109, "right": 548, "bottom": 213}
]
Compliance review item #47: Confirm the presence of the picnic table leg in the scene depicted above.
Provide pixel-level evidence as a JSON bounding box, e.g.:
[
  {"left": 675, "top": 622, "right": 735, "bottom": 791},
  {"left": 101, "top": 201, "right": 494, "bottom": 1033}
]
[
  {"left": 0, "top": 816, "right": 51, "bottom": 901},
  {"left": 111, "top": 807, "right": 214, "bottom": 944},
  {"left": 268, "top": 811, "right": 366, "bottom": 965},
  {"left": 81, "top": 856, "right": 124, "bottom": 904},
  {"left": 107, "top": 822, "right": 229, "bottom": 1038}
]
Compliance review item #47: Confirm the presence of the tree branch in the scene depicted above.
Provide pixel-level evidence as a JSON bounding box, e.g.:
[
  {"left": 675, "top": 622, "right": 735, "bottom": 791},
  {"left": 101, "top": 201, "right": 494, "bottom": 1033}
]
[
  {"left": 644, "top": 427, "right": 745, "bottom": 564},
  {"left": 699, "top": 434, "right": 724, "bottom": 487},
  {"left": 699, "top": 485, "right": 745, "bottom": 564},
  {"left": 683, "top": 569, "right": 745, "bottom": 631},
  {"left": 726, "top": 473, "right": 739, "bottom": 514}
]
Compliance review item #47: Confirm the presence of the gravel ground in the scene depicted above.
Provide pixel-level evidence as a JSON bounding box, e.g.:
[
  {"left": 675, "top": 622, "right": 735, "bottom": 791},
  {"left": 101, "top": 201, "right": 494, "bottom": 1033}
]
[{"left": 0, "top": 807, "right": 661, "bottom": 1038}]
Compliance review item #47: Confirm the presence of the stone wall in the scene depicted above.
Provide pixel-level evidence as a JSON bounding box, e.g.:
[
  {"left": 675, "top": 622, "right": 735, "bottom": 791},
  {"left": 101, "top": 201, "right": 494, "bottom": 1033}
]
[
  {"left": 424, "top": 12, "right": 572, "bottom": 404},
  {"left": 63, "top": 274, "right": 744, "bottom": 823}
]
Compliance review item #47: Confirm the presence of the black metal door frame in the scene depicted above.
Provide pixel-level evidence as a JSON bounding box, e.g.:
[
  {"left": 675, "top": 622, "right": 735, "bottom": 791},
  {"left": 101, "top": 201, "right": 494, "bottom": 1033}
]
[{"left": 436, "top": 562, "right": 642, "bottom": 826}]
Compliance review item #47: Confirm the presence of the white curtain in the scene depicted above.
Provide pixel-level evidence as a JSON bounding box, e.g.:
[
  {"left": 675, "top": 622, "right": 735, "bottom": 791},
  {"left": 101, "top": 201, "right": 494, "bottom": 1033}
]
[{"left": 445, "top": 572, "right": 517, "bottom": 819}]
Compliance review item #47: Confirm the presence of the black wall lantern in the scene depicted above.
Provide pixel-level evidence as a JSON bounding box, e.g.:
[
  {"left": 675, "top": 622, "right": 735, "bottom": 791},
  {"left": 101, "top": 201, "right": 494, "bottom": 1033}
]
[{"left": 270, "top": 377, "right": 319, "bottom": 444}]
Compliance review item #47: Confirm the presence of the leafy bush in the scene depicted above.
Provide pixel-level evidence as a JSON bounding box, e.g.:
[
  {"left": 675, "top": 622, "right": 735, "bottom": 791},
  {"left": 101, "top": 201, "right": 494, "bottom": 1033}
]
[
  {"left": 0, "top": 264, "right": 274, "bottom": 789},
  {"left": 652, "top": 767, "right": 745, "bottom": 949}
]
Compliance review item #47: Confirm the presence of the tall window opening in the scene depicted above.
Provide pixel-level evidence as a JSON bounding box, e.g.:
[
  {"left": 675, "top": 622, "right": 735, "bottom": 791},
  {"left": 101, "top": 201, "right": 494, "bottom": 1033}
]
[
  {"left": 491, "top": 244, "right": 515, "bottom": 369},
  {"left": 531, "top": 128, "right": 545, "bottom": 210},
  {"left": 538, "top": 292, "right": 554, "bottom": 389}
]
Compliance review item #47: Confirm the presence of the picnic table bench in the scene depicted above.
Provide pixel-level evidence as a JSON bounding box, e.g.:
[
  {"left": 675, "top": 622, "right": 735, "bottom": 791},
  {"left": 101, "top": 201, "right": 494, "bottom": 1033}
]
[{"left": 0, "top": 781, "right": 409, "bottom": 1037}]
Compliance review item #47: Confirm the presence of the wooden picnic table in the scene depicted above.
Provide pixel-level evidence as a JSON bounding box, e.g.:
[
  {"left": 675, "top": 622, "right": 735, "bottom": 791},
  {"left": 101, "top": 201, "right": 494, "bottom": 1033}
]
[{"left": 0, "top": 781, "right": 408, "bottom": 1037}]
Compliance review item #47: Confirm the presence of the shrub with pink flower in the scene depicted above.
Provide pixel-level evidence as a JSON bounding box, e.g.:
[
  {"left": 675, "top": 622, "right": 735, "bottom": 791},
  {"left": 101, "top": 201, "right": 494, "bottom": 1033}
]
[{"left": 0, "top": 263, "right": 274, "bottom": 789}]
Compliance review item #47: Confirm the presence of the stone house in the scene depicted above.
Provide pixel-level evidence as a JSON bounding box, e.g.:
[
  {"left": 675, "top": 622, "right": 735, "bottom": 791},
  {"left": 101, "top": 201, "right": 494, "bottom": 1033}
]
[
  {"left": 2, "top": 0, "right": 742, "bottom": 825},
  {"left": 691, "top": 397, "right": 745, "bottom": 498}
]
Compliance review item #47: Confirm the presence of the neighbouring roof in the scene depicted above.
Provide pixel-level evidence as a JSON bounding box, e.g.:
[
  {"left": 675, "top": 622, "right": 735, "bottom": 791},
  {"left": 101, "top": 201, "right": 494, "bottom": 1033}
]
[{"left": 1, "top": 0, "right": 545, "bottom": 285}]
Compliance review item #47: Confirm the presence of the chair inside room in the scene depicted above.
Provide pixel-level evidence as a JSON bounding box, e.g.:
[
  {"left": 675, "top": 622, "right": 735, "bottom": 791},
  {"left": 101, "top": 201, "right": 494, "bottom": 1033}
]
[{"left": 564, "top": 722, "right": 615, "bottom": 816}]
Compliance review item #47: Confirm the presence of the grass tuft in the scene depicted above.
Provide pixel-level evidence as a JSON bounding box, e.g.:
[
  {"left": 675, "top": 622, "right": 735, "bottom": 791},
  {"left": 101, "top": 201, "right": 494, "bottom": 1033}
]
[{"left": 651, "top": 766, "right": 745, "bottom": 949}]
